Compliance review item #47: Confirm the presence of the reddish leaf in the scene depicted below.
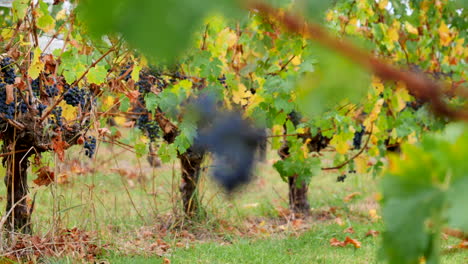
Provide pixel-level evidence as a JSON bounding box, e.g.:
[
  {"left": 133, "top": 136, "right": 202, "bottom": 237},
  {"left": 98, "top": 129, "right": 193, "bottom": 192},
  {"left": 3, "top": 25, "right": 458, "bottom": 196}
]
[
  {"left": 344, "top": 227, "right": 355, "bottom": 234},
  {"left": 365, "top": 230, "right": 380, "bottom": 237},
  {"left": 329, "top": 238, "right": 346, "bottom": 247},
  {"left": 33, "top": 166, "right": 55, "bottom": 186},
  {"left": 344, "top": 236, "right": 362, "bottom": 248},
  {"left": 52, "top": 130, "right": 70, "bottom": 161},
  {"left": 343, "top": 192, "right": 361, "bottom": 202},
  {"left": 6, "top": 84, "right": 14, "bottom": 104}
]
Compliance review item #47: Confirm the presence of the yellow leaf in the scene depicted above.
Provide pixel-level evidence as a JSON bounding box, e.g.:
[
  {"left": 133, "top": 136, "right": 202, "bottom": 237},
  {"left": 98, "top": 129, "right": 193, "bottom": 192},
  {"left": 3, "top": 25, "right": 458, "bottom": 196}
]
[
  {"left": 407, "top": 131, "right": 418, "bottom": 144},
  {"left": 438, "top": 21, "right": 452, "bottom": 46},
  {"left": 59, "top": 102, "right": 76, "bottom": 122},
  {"left": 291, "top": 56, "right": 301, "bottom": 66},
  {"left": 371, "top": 76, "right": 384, "bottom": 94},
  {"left": 363, "top": 99, "right": 384, "bottom": 130},
  {"left": 388, "top": 26, "right": 399, "bottom": 43},
  {"left": 301, "top": 138, "right": 311, "bottom": 159},
  {"left": 378, "top": 0, "right": 388, "bottom": 9},
  {"left": 140, "top": 135, "right": 149, "bottom": 144},
  {"left": 405, "top": 22, "right": 418, "bottom": 35},
  {"left": 245, "top": 93, "right": 264, "bottom": 116},
  {"left": 369, "top": 209, "right": 381, "bottom": 221},
  {"left": 355, "top": 156, "right": 369, "bottom": 174},
  {"left": 131, "top": 62, "right": 142, "bottom": 82},
  {"left": 28, "top": 47, "right": 44, "bottom": 79},
  {"left": 232, "top": 83, "right": 252, "bottom": 106},
  {"left": 326, "top": 10, "right": 334, "bottom": 21},
  {"left": 102, "top": 96, "right": 115, "bottom": 110},
  {"left": 331, "top": 133, "right": 350, "bottom": 155},
  {"left": 114, "top": 117, "right": 126, "bottom": 126},
  {"left": 1, "top": 28, "right": 14, "bottom": 39},
  {"left": 55, "top": 9, "right": 67, "bottom": 21},
  {"left": 393, "top": 82, "right": 411, "bottom": 112}
]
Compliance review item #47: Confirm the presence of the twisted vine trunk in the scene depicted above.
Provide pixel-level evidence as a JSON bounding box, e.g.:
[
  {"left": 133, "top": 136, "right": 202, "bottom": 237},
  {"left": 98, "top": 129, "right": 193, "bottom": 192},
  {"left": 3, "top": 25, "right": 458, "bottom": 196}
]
[
  {"left": 287, "top": 175, "right": 310, "bottom": 214},
  {"left": 179, "top": 148, "right": 204, "bottom": 216},
  {"left": 278, "top": 143, "right": 310, "bottom": 214},
  {"left": 4, "top": 151, "right": 32, "bottom": 234}
]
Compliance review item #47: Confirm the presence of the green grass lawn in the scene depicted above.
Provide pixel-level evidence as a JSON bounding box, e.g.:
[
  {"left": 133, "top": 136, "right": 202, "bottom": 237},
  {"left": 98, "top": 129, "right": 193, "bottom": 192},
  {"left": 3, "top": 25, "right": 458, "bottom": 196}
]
[{"left": 0, "top": 135, "right": 466, "bottom": 263}]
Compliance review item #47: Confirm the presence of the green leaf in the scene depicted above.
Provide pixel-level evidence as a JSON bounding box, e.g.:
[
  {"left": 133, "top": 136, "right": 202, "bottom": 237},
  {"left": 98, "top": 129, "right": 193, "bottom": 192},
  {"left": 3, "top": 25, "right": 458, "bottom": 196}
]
[
  {"left": 12, "top": 0, "right": 29, "bottom": 21},
  {"left": 119, "top": 97, "right": 131, "bottom": 112},
  {"left": 157, "top": 143, "right": 178, "bottom": 163},
  {"left": 134, "top": 143, "right": 148, "bottom": 158},
  {"left": 144, "top": 93, "right": 158, "bottom": 113},
  {"left": 87, "top": 65, "right": 107, "bottom": 84}
]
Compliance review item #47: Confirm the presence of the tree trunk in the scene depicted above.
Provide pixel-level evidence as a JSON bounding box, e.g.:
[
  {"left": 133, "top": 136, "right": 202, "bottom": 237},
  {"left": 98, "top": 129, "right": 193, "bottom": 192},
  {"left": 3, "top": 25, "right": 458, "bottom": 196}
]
[
  {"left": 179, "top": 148, "right": 204, "bottom": 216},
  {"left": 278, "top": 142, "right": 310, "bottom": 215},
  {"left": 288, "top": 175, "right": 310, "bottom": 214},
  {"left": 4, "top": 152, "right": 32, "bottom": 233}
]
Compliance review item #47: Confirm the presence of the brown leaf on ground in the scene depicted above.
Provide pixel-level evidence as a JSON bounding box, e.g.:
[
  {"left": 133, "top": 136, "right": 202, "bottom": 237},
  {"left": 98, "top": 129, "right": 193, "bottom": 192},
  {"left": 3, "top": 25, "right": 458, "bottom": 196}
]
[
  {"left": 329, "top": 238, "right": 346, "bottom": 247},
  {"left": 163, "top": 258, "right": 171, "bottom": 264},
  {"left": 276, "top": 207, "right": 292, "bottom": 218},
  {"left": 343, "top": 192, "right": 361, "bottom": 202},
  {"left": 111, "top": 168, "right": 138, "bottom": 179},
  {"left": 344, "top": 236, "right": 361, "bottom": 248},
  {"left": 33, "top": 166, "right": 55, "bottom": 186},
  {"left": 334, "top": 217, "right": 345, "bottom": 226},
  {"left": 448, "top": 240, "right": 468, "bottom": 250},
  {"left": 365, "top": 230, "right": 380, "bottom": 237},
  {"left": 329, "top": 236, "right": 362, "bottom": 248},
  {"left": 292, "top": 219, "right": 304, "bottom": 229},
  {"left": 343, "top": 227, "right": 355, "bottom": 234}
]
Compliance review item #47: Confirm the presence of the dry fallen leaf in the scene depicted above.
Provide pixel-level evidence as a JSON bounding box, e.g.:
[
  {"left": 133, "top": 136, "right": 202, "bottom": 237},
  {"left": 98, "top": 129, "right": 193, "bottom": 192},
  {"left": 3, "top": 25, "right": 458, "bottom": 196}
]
[
  {"left": 335, "top": 217, "right": 345, "bottom": 226},
  {"left": 343, "top": 192, "right": 361, "bottom": 202},
  {"left": 329, "top": 238, "right": 346, "bottom": 247},
  {"left": 365, "top": 230, "right": 380, "bottom": 237},
  {"left": 344, "top": 236, "right": 361, "bottom": 248},
  {"left": 343, "top": 227, "right": 355, "bottom": 234},
  {"left": 329, "top": 236, "right": 362, "bottom": 248}
]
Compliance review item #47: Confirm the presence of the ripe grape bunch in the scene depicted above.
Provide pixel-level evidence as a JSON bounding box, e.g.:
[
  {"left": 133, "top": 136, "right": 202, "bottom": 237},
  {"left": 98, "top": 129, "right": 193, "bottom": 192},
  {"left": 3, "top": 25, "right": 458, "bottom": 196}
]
[
  {"left": 353, "top": 125, "right": 366, "bottom": 149},
  {"left": 84, "top": 136, "right": 96, "bottom": 158},
  {"left": 195, "top": 99, "right": 266, "bottom": 192},
  {"left": 64, "top": 86, "right": 86, "bottom": 107},
  {"left": 0, "top": 57, "right": 22, "bottom": 120},
  {"left": 45, "top": 85, "right": 59, "bottom": 97}
]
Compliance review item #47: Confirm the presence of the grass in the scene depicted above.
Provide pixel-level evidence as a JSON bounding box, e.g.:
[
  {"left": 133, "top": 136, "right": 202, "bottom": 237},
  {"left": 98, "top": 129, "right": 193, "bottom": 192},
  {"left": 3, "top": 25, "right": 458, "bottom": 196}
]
[{"left": 0, "top": 131, "right": 466, "bottom": 263}]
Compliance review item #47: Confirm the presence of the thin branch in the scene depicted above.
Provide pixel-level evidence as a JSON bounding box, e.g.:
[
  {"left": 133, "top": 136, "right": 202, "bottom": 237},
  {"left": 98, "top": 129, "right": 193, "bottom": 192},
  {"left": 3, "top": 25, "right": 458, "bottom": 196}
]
[
  {"left": 322, "top": 124, "right": 373, "bottom": 171},
  {"left": 248, "top": 1, "right": 468, "bottom": 121},
  {"left": 40, "top": 46, "right": 116, "bottom": 123}
]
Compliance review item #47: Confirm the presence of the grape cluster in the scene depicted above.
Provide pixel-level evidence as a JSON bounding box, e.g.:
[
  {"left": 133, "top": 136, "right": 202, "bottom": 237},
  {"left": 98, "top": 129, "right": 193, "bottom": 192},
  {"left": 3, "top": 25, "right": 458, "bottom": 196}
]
[
  {"left": 195, "top": 110, "right": 266, "bottom": 192},
  {"left": 37, "top": 104, "right": 47, "bottom": 115},
  {"left": 19, "top": 102, "right": 28, "bottom": 113},
  {"left": 0, "top": 83, "right": 15, "bottom": 119},
  {"left": 64, "top": 86, "right": 86, "bottom": 107},
  {"left": 31, "top": 78, "right": 40, "bottom": 96},
  {"left": 45, "top": 85, "right": 59, "bottom": 97},
  {"left": 119, "top": 64, "right": 133, "bottom": 81},
  {"left": 1, "top": 57, "right": 16, "bottom": 84},
  {"left": 51, "top": 106, "right": 63, "bottom": 127},
  {"left": 353, "top": 125, "right": 365, "bottom": 150},
  {"left": 136, "top": 114, "right": 159, "bottom": 141},
  {"left": 84, "top": 136, "right": 96, "bottom": 158},
  {"left": 218, "top": 75, "right": 227, "bottom": 88},
  {"left": 336, "top": 175, "right": 347, "bottom": 182}
]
